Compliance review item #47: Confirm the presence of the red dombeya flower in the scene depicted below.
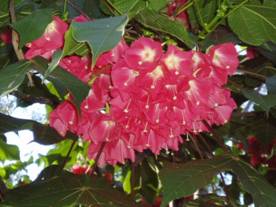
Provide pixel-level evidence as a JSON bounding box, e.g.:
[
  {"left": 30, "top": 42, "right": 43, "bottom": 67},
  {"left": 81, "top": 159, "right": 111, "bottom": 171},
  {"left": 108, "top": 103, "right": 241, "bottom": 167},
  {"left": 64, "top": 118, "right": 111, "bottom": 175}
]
[
  {"left": 30, "top": 20, "right": 238, "bottom": 166},
  {"left": 25, "top": 16, "right": 68, "bottom": 60},
  {"left": 49, "top": 101, "right": 78, "bottom": 137}
]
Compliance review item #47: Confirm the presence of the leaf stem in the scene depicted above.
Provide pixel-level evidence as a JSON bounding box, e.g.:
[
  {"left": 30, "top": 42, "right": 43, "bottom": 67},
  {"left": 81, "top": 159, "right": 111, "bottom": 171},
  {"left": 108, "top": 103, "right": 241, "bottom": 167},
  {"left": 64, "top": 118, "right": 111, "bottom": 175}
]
[
  {"left": 238, "top": 69, "right": 266, "bottom": 81},
  {"left": 174, "top": 0, "right": 194, "bottom": 16},
  {"left": 199, "top": 0, "right": 249, "bottom": 39}
]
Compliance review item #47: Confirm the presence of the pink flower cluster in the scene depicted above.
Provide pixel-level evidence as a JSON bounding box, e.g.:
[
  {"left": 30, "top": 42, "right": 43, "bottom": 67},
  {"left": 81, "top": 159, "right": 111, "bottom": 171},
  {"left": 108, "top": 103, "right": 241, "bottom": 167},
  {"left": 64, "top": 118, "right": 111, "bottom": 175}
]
[{"left": 25, "top": 16, "right": 238, "bottom": 166}]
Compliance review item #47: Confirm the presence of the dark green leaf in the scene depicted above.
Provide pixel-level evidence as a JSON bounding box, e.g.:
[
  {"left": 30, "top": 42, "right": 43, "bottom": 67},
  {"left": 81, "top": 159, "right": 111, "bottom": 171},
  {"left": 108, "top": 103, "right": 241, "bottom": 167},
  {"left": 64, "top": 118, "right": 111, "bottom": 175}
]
[
  {"left": 44, "top": 50, "right": 63, "bottom": 78},
  {"left": 0, "top": 61, "right": 32, "bottom": 96},
  {"left": 107, "top": 0, "right": 146, "bottom": 18},
  {"left": 12, "top": 9, "right": 53, "bottom": 48},
  {"left": 135, "top": 8, "right": 195, "bottom": 49},
  {"left": 2, "top": 171, "right": 141, "bottom": 207},
  {"left": 228, "top": 1, "right": 276, "bottom": 45},
  {"left": 160, "top": 156, "right": 276, "bottom": 207},
  {"left": 231, "top": 159, "right": 276, "bottom": 207},
  {"left": 32, "top": 57, "right": 90, "bottom": 108},
  {"left": 148, "top": 0, "right": 169, "bottom": 11},
  {"left": 160, "top": 156, "right": 233, "bottom": 207},
  {"left": 71, "top": 15, "right": 128, "bottom": 65},
  {"left": 0, "top": 113, "right": 76, "bottom": 145},
  {"left": 242, "top": 89, "right": 276, "bottom": 113},
  {"left": 0, "top": 139, "right": 19, "bottom": 160},
  {"left": 188, "top": 0, "right": 219, "bottom": 30}
]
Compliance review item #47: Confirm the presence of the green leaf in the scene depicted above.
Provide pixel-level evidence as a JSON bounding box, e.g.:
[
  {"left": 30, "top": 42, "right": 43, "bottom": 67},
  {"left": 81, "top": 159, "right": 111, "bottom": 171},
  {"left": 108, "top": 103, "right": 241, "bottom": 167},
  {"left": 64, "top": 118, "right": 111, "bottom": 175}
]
[
  {"left": 106, "top": 0, "right": 146, "bottom": 18},
  {"left": 63, "top": 27, "right": 89, "bottom": 57},
  {"left": 71, "top": 15, "right": 128, "bottom": 65},
  {"left": 228, "top": 1, "right": 276, "bottom": 45},
  {"left": 231, "top": 159, "right": 276, "bottom": 207},
  {"left": 0, "top": 113, "right": 76, "bottom": 145},
  {"left": 44, "top": 50, "right": 63, "bottom": 78},
  {"left": 148, "top": 0, "right": 169, "bottom": 11},
  {"left": 12, "top": 9, "right": 53, "bottom": 48},
  {"left": 0, "top": 61, "right": 32, "bottom": 96},
  {"left": 242, "top": 89, "right": 276, "bottom": 113},
  {"left": 32, "top": 57, "right": 90, "bottom": 108},
  {"left": 0, "top": 139, "right": 19, "bottom": 160},
  {"left": 2, "top": 171, "right": 142, "bottom": 207},
  {"left": 123, "top": 170, "right": 132, "bottom": 194},
  {"left": 160, "top": 156, "right": 276, "bottom": 207},
  {"left": 160, "top": 156, "right": 232, "bottom": 207},
  {"left": 135, "top": 8, "right": 195, "bottom": 49}
]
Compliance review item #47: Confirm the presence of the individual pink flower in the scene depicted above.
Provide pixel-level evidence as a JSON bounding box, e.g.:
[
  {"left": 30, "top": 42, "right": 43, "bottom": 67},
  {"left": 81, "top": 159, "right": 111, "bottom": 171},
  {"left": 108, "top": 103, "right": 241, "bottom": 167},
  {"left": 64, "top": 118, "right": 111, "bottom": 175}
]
[
  {"left": 25, "top": 16, "right": 68, "bottom": 60},
  {"left": 49, "top": 101, "right": 78, "bottom": 137},
  {"left": 96, "top": 39, "right": 128, "bottom": 68},
  {"left": 162, "top": 45, "right": 193, "bottom": 76},
  {"left": 59, "top": 55, "right": 92, "bottom": 83},
  {"left": 124, "top": 37, "right": 163, "bottom": 71},
  {"left": 207, "top": 43, "right": 239, "bottom": 75},
  {"left": 72, "top": 15, "right": 89, "bottom": 22}
]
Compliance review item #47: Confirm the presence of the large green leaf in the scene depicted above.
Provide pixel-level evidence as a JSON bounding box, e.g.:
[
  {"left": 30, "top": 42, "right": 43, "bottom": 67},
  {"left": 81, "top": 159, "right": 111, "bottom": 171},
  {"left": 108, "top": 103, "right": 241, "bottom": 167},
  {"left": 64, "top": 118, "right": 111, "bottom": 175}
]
[
  {"left": 242, "top": 89, "right": 276, "bottom": 113},
  {"left": 0, "top": 139, "right": 19, "bottom": 160},
  {"left": 0, "top": 61, "right": 32, "bottom": 96},
  {"left": 106, "top": 0, "right": 146, "bottom": 18},
  {"left": 0, "top": 113, "right": 76, "bottom": 145},
  {"left": 230, "top": 159, "right": 276, "bottom": 207},
  {"left": 160, "top": 156, "right": 276, "bottom": 207},
  {"left": 12, "top": 9, "right": 53, "bottom": 48},
  {"left": 135, "top": 8, "right": 195, "bottom": 49},
  {"left": 62, "top": 27, "right": 89, "bottom": 57},
  {"left": 2, "top": 171, "right": 142, "bottom": 207},
  {"left": 32, "top": 57, "right": 90, "bottom": 108},
  {"left": 228, "top": 1, "right": 276, "bottom": 45},
  {"left": 71, "top": 15, "right": 128, "bottom": 65}
]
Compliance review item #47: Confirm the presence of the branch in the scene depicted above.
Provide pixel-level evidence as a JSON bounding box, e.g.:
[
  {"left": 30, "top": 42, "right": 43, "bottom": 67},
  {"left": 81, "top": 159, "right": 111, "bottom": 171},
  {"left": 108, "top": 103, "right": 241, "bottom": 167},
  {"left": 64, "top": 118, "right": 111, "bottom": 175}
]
[{"left": 60, "top": 139, "right": 77, "bottom": 172}]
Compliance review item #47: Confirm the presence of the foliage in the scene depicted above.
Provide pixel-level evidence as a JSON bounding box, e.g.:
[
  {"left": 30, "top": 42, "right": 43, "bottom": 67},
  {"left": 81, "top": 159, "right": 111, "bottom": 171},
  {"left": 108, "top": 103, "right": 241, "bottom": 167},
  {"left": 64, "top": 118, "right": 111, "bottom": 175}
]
[{"left": 0, "top": 0, "right": 276, "bottom": 207}]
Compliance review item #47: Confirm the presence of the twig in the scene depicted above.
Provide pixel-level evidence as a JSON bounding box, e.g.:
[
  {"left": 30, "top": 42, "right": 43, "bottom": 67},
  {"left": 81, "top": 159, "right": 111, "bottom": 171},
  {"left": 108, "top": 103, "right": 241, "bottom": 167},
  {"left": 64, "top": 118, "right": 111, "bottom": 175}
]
[
  {"left": 9, "top": 0, "right": 34, "bottom": 86},
  {"left": 238, "top": 69, "right": 266, "bottom": 81},
  {"left": 89, "top": 142, "right": 106, "bottom": 175},
  {"left": 60, "top": 139, "right": 77, "bottom": 172}
]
